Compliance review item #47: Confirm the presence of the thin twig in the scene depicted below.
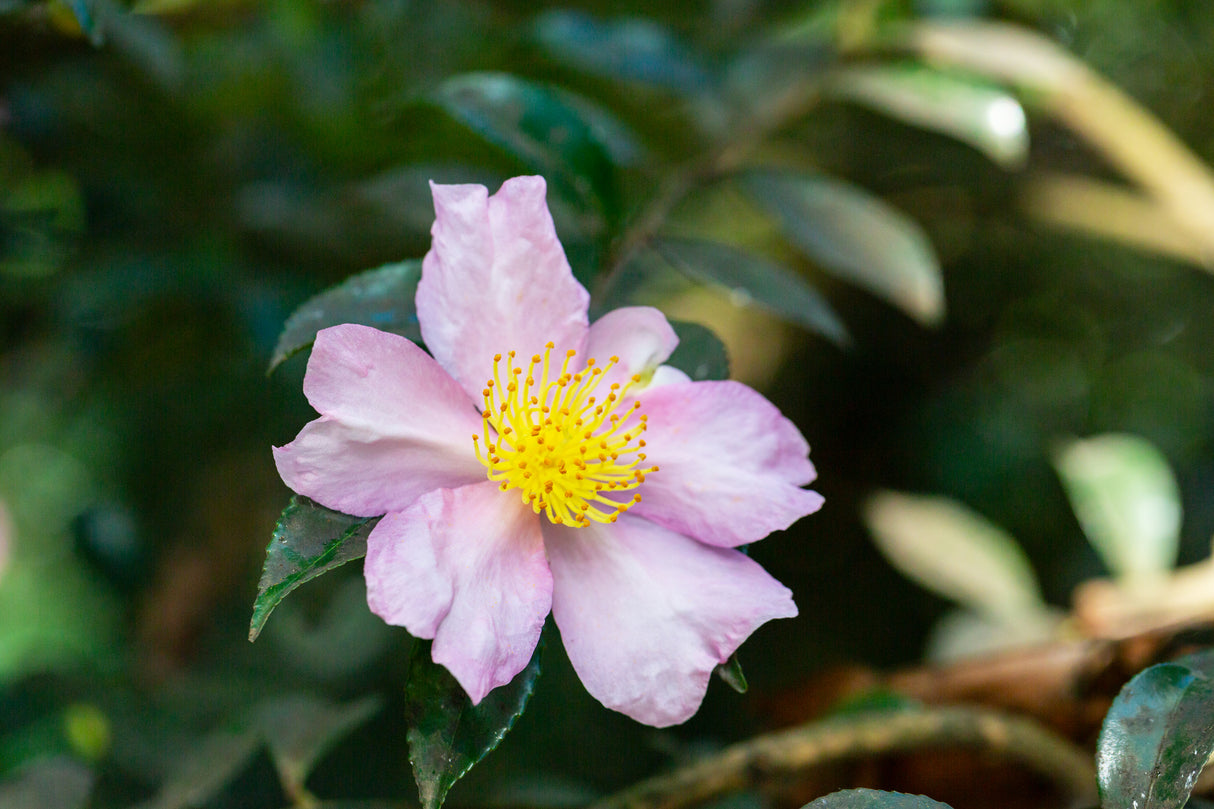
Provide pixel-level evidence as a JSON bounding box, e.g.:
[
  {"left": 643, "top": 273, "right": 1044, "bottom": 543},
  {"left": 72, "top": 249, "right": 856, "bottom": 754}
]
[{"left": 588, "top": 706, "right": 1097, "bottom": 809}]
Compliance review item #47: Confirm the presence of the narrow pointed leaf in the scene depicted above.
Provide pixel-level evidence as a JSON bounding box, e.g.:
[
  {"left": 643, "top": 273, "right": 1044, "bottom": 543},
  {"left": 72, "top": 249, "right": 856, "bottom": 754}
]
[
  {"left": 269, "top": 260, "right": 422, "bottom": 373},
  {"left": 655, "top": 237, "right": 849, "bottom": 345},
  {"left": 827, "top": 64, "right": 1028, "bottom": 170},
  {"left": 1053, "top": 433, "right": 1181, "bottom": 583},
  {"left": 666, "top": 320, "right": 730, "bottom": 381},
  {"left": 249, "top": 496, "right": 378, "bottom": 641},
  {"left": 432, "top": 73, "right": 639, "bottom": 218},
  {"left": 1096, "top": 651, "right": 1214, "bottom": 809},
  {"left": 405, "top": 638, "right": 544, "bottom": 809},
  {"left": 864, "top": 491, "right": 1044, "bottom": 622},
  {"left": 743, "top": 171, "right": 944, "bottom": 326},
  {"left": 804, "top": 788, "right": 955, "bottom": 809}
]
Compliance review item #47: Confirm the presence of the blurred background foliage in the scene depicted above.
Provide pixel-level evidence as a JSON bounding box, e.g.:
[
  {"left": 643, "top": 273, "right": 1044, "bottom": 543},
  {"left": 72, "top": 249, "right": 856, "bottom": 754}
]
[{"left": 4, "top": 0, "right": 1214, "bottom": 806}]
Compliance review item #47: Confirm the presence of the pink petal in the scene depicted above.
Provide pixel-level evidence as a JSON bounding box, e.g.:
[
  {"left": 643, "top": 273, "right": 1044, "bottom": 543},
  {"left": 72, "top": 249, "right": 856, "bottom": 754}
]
[
  {"left": 364, "top": 481, "right": 553, "bottom": 704},
  {"left": 274, "top": 324, "right": 485, "bottom": 517},
  {"left": 584, "top": 306, "right": 679, "bottom": 389},
  {"left": 632, "top": 380, "right": 824, "bottom": 546},
  {"left": 416, "top": 177, "right": 590, "bottom": 401},
  {"left": 545, "top": 515, "right": 796, "bottom": 727},
  {"left": 274, "top": 418, "right": 484, "bottom": 518}
]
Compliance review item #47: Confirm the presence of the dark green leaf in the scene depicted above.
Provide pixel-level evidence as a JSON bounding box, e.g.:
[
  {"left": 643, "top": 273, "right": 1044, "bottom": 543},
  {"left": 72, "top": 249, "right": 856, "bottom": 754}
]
[
  {"left": 1096, "top": 654, "right": 1214, "bottom": 809},
  {"left": 0, "top": 756, "right": 93, "bottom": 809},
  {"left": 248, "top": 496, "right": 378, "bottom": 641},
  {"left": 802, "top": 789, "right": 955, "bottom": 809},
  {"left": 715, "top": 652, "right": 748, "bottom": 694},
  {"left": 665, "top": 321, "right": 730, "bottom": 381},
  {"left": 257, "top": 693, "right": 383, "bottom": 800},
  {"left": 269, "top": 260, "right": 422, "bottom": 373},
  {"left": 654, "top": 237, "right": 850, "bottom": 346},
  {"left": 431, "top": 73, "right": 638, "bottom": 219},
  {"left": 742, "top": 171, "right": 944, "bottom": 326},
  {"left": 532, "top": 10, "right": 712, "bottom": 94},
  {"left": 405, "top": 637, "right": 544, "bottom": 809},
  {"left": 826, "top": 64, "right": 1028, "bottom": 170}
]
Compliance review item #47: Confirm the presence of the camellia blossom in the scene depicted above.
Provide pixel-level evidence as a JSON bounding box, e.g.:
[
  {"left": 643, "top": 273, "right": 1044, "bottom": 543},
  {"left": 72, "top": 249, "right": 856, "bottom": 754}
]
[{"left": 274, "top": 176, "right": 823, "bottom": 726}]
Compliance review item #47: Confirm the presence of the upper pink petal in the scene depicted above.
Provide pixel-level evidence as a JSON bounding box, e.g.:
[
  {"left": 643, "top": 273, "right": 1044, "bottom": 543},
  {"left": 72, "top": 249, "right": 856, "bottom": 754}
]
[
  {"left": 364, "top": 481, "right": 553, "bottom": 704},
  {"left": 545, "top": 515, "right": 796, "bottom": 727},
  {"left": 584, "top": 306, "right": 679, "bottom": 388},
  {"left": 631, "top": 380, "right": 824, "bottom": 546},
  {"left": 273, "top": 323, "right": 485, "bottom": 517},
  {"left": 416, "top": 176, "right": 590, "bottom": 401}
]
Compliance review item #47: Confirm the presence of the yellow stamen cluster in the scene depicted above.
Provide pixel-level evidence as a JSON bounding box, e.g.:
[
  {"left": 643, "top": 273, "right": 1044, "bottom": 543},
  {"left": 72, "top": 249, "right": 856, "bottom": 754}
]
[{"left": 472, "top": 342, "right": 658, "bottom": 527}]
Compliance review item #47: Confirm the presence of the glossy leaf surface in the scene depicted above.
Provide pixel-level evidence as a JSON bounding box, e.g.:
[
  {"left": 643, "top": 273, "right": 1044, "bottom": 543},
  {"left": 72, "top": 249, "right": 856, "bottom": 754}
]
[
  {"left": 405, "top": 638, "right": 544, "bottom": 809},
  {"left": 803, "top": 788, "right": 955, "bottom": 809},
  {"left": 655, "top": 237, "right": 849, "bottom": 345},
  {"left": 743, "top": 171, "right": 944, "bottom": 326},
  {"left": 249, "top": 496, "right": 378, "bottom": 641},
  {"left": 269, "top": 260, "right": 422, "bottom": 373},
  {"left": 827, "top": 64, "right": 1029, "bottom": 169},
  {"left": 432, "top": 72, "right": 638, "bottom": 218},
  {"left": 1097, "top": 650, "right": 1214, "bottom": 809}
]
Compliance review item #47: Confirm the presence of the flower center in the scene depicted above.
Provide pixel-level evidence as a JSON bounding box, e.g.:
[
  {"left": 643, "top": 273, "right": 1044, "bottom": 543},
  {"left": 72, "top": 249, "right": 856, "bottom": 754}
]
[{"left": 472, "top": 342, "right": 658, "bottom": 527}]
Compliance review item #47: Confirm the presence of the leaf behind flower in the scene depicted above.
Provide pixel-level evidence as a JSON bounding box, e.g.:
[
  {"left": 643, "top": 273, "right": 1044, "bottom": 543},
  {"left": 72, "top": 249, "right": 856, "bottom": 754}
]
[
  {"left": 405, "top": 637, "right": 544, "bottom": 809},
  {"left": 248, "top": 496, "right": 378, "bottom": 642},
  {"left": 269, "top": 260, "right": 422, "bottom": 374}
]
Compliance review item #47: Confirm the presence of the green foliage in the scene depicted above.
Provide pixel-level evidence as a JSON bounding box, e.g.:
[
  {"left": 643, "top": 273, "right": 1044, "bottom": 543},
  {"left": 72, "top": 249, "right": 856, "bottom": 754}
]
[
  {"left": 655, "top": 237, "right": 849, "bottom": 345},
  {"left": 0, "top": 756, "right": 93, "bottom": 809},
  {"left": 430, "top": 73, "right": 636, "bottom": 223},
  {"left": 1096, "top": 650, "right": 1214, "bottom": 809},
  {"left": 531, "top": 10, "right": 712, "bottom": 94},
  {"left": 269, "top": 260, "right": 422, "bottom": 373},
  {"left": 802, "top": 788, "right": 954, "bottom": 809},
  {"left": 1053, "top": 433, "right": 1181, "bottom": 583},
  {"left": 742, "top": 171, "right": 945, "bottom": 326},
  {"left": 249, "top": 496, "right": 377, "bottom": 642},
  {"left": 404, "top": 638, "right": 543, "bottom": 809},
  {"left": 665, "top": 320, "right": 730, "bottom": 383}
]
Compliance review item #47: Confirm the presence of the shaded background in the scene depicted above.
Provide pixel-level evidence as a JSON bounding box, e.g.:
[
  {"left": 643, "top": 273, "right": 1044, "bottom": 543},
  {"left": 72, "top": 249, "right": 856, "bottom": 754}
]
[{"left": 4, "top": 0, "right": 1214, "bottom": 806}]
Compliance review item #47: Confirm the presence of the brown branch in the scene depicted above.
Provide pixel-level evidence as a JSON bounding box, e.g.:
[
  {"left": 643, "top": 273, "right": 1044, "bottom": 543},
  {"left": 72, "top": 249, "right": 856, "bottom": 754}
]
[{"left": 588, "top": 706, "right": 1096, "bottom": 809}]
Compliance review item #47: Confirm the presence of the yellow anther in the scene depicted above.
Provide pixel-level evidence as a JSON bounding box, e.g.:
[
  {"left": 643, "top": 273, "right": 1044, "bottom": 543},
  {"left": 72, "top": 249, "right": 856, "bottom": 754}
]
[{"left": 471, "top": 343, "right": 657, "bottom": 527}]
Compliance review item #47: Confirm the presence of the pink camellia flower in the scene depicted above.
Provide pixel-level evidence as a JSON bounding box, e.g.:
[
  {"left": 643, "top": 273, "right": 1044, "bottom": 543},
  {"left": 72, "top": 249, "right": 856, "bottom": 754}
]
[{"left": 274, "top": 176, "right": 823, "bottom": 727}]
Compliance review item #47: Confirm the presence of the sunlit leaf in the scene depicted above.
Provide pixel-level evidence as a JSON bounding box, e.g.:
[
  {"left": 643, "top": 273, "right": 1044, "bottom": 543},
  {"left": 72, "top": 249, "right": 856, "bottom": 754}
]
[
  {"left": 864, "top": 491, "right": 1044, "bottom": 622},
  {"left": 827, "top": 64, "right": 1028, "bottom": 169},
  {"left": 532, "top": 10, "right": 712, "bottom": 94},
  {"left": 803, "top": 788, "right": 955, "bottom": 809},
  {"left": 257, "top": 693, "right": 383, "bottom": 799},
  {"left": 432, "top": 73, "right": 639, "bottom": 219},
  {"left": 248, "top": 496, "right": 378, "bottom": 641},
  {"left": 1096, "top": 649, "right": 1214, "bottom": 809},
  {"left": 743, "top": 171, "right": 945, "bottom": 326},
  {"left": 269, "top": 260, "right": 422, "bottom": 373},
  {"left": 0, "top": 756, "right": 93, "bottom": 809},
  {"left": 1053, "top": 434, "right": 1181, "bottom": 583},
  {"left": 665, "top": 320, "right": 730, "bottom": 382},
  {"left": 405, "top": 637, "right": 544, "bottom": 809},
  {"left": 655, "top": 237, "right": 849, "bottom": 345}
]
